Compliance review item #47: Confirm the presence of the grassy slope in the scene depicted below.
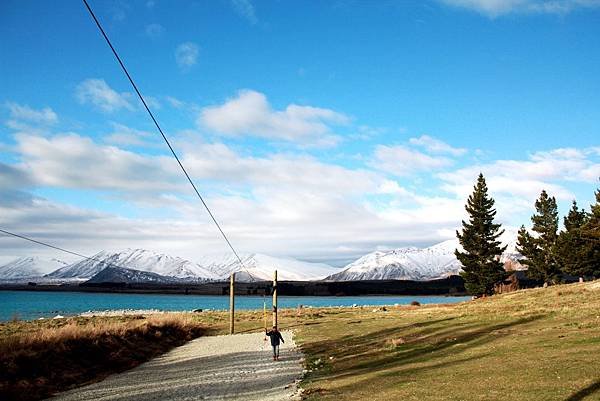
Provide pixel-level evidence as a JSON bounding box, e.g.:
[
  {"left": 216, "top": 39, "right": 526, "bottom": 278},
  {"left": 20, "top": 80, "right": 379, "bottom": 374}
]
[
  {"left": 294, "top": 281, "right": 600, "bottom": 401},
  {"left": 2, "top": 281, "right": 599, "bottom": 401}
]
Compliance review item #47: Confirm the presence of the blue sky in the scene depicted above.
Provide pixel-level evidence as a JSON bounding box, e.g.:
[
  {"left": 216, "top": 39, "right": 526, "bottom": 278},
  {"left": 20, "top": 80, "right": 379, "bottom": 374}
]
[{"left": 1, "top": 0, "right": 599, "bottom": 266}]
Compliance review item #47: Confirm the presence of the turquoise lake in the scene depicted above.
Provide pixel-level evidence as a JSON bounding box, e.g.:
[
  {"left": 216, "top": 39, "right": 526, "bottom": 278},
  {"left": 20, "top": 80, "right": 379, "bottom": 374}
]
[{"left": 0, "top": 291, "right": 470, "bottom": 321}]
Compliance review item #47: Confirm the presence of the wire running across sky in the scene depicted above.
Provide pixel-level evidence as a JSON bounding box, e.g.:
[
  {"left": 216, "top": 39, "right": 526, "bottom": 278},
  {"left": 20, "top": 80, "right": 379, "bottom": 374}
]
[
  {"left": 0, "top": 228, "right": 138, "bottom": 273},
  {"left": 81, "top": 0, "right": 258, "bottom": 282}
]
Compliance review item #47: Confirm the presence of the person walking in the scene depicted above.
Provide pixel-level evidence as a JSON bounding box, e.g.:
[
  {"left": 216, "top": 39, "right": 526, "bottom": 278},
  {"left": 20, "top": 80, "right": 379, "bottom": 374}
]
[{"left": 265, "top": 326, "right": 284, "bottom": 361}]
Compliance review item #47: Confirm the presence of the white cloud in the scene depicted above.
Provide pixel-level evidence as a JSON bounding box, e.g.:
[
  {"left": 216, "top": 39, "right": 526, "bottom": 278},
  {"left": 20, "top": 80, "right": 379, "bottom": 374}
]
[
  {"left": 144, "top": 96, "right": 161, "bottom": 110},
  {"left": 6, "top": 102, "right": 58, "bottom": 125},
  {"left": 145, "top": 23, "right": 165, "bottom": 38},
  {"left": 439, "top": 0, "right": 600, "bottom": 17},
  {"left": 175, "top": 42, "right": 199, "bottom": 69},
  {"left": 165, "top": 96, "right": 185, "bottom": 109},
  {"left": 0, "top": 162, "right": 34, "bottom": 189},
  {"left": 75, "top": 79, "right": 134, "bottom": 113},
  {"left": 370, "top": 145, "right": 453, "bottom": 176},
  {"left": 7, "top": 130, "right": 597, "bottom": 265},
  {"left": 438, "top": 147, "right": 600, "bottom": 203},
  {"left": 10, "top": 130, "right": 383, "bottom": 198},
  {"left": 2, "top": 131, "right": 466, "bottom": 264},
  {"left": 14, "top": 133, "right": 181, "bottom": 192},
  {"left": 199, "top": 90, "right": 349, "bottom": 145},
  {"left": 409, "top": 135, "right": 467, "bottom": 156},
  {"left": 3, "top": 96, "right": 598, "bottom": 265},
  {"left": 183, "top": 148, "right": 380, "bottom": 195},
  {"left": 231, "top": 0, "right": 258, "bottom": 24},
  {"left": 104, "top": 123, "right": 156, "bottom": 147}
]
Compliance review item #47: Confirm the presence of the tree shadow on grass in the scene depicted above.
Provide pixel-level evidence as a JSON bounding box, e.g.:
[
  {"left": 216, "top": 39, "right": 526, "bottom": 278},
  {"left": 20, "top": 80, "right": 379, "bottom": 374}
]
[
  {"left": 302, "top": 316, "right": 459, "bottom": 358},
  {"left": 564, "top": 379, "right": 600, "bottom": 401},
  {"left": 303, "top": 314, "right": 544, "bottom": 387}
]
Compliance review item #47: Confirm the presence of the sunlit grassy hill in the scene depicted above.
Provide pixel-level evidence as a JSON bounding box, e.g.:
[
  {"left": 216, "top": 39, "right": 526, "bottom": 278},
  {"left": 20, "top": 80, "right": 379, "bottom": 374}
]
[{"left": 295, "top": 280, "right": 600, "bottom": 401}]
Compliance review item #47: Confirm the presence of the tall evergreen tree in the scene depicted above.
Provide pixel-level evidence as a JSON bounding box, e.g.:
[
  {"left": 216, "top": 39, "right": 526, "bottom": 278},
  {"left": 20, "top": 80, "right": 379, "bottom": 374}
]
[
  {"left": 517, "top": 190, "right": 561, "bottom": 284},
  {"left": 456, "top": 174, "right": 507, "bottom": 296},
  {"left": 579, "top": 188, "right": 600, "bottom": 278},
  {"left": 555, "top": 201, "right": 591, "bottom": 278}
]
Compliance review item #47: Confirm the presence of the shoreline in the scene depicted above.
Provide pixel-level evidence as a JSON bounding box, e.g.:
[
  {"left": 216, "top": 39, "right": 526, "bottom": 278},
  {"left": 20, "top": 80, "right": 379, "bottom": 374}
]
[
  {"left": 0, "top": 275, "right": 467, "bottom": 296},
  {"left": 0, "top": 294, "right": 471, "bottom": 322}
]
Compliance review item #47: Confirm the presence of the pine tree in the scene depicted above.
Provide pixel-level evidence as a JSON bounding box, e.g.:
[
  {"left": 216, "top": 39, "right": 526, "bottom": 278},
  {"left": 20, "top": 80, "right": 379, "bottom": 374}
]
[
  {"left": 564, "top": 201, "right": 587, "bottom": 231},
  {"left": 456, "top": 174, "right": 507, "bottom": 296},
  {"left": 579, "top": 188, "right": 600, "bottom": 278},
  {"left": 555, "top": 201, "right": 591, "bottom": 278},
  {"left": 517, "top": 190, "right": 561, "bottom": 284},
  {"left": 517, "top": 225, "right": 540, "bottom": 272}
]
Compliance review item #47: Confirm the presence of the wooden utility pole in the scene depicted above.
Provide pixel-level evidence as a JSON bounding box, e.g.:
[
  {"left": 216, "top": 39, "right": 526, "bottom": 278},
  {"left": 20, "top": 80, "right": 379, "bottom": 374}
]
[
  {"left": 229, "top": 272, "right": 235, "bottom": 334},
  {"left": 272, "top": 269, "right": 278, "bottom": 329}
]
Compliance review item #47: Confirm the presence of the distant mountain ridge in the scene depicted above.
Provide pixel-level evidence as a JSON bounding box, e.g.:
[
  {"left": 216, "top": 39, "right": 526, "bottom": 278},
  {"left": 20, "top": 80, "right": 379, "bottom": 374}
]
[
  {"left": 46, "top": 249, "right": 220, "bottom": 281},
  {"left": 326, "top": 237, "right": 523, "bottom": 282},
  {"left": 1, "top": 248, "right": 340, "bottom": 283},
  {"left": 85, "top": 266, "right": 182, "bottom": 284},
  {"left": 196, "top": 252, "right": 337, "bottom": 281},
  {"left": 0, "top": 257, "right": 68, "bottom": 280},
  {"left": 0, "top": 237, "right": 523, "bottom": 284}
]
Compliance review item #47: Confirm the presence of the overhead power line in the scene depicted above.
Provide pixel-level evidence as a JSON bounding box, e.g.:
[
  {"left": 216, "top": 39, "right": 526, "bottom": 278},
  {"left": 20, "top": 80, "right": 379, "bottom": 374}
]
[
  {"left": 81, "top": 0, "right": 257, "bottom": 282},
  {"left": 0, "top": 228, "right": 133, "bottom": 272}
]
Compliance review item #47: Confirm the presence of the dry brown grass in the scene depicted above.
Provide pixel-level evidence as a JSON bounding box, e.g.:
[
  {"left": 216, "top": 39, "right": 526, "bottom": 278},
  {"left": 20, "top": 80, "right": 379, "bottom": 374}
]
[{"left": 0, "top": 313, "right": 206, "bottom": 401}]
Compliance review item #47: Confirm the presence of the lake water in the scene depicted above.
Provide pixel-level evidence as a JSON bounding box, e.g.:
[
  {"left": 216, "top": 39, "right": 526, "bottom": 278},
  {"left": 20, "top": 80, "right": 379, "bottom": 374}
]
[{"left": 0, "top": 290, "right": 470, "bottom": 321}]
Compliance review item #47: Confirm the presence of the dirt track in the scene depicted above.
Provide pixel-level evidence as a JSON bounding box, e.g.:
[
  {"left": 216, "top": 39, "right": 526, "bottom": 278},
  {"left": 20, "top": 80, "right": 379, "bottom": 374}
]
[{"left": 52, "top": 331, "right": 304, "bottom": 401}]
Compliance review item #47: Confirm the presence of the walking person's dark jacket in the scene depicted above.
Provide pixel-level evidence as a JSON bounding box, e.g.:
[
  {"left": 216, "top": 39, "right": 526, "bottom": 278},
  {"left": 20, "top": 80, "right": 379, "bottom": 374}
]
[{"left": 266, "top": 329, "right": 284, "bottom": 346}]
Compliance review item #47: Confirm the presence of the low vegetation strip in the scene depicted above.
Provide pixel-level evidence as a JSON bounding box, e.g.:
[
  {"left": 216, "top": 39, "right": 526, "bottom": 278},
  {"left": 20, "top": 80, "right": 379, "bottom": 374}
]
[
  {"left": 0, "top": 314, "right": 206, "bottom": 401},
  {"left": 294, "top": 280, "right": 600, "bottom": 401}
]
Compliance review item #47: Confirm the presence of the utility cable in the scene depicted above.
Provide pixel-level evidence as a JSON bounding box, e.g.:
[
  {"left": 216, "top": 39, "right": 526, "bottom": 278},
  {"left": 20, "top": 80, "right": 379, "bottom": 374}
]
[
  {"left": 0, "top": 228, "right": 138, "bottom": 273},
  {"left": 81, "top": 0, "right": 257, "bottom": 282}
]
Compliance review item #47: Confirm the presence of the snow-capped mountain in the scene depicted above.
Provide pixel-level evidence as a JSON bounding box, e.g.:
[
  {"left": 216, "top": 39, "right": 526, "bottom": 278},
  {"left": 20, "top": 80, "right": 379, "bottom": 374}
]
[
  {"left": 198, "top": 253, "right": 339, "bottom": 281},
  {"left": 0, "top": 257, "right": 68, "bottom": 280},
  {"left": 326, "top": 237, "right": 523, "bottom": 281},
  {"left": 499, "top": 238, "right": 526, "bottom": 271},
  {"left": 46, "top": 249, "right": 220, "bottom": 281},
  {"left": 4, "top": 236, "right": 523, "bottom": 284},
  {"left": 326, "top": 240, "right": 462, "bottom": 281},
  {"left": 41, "top": 248, "right": 337, "bottom": 282},
  {"left": 86, "top": 266, "right": 179, "bottom": 284}
]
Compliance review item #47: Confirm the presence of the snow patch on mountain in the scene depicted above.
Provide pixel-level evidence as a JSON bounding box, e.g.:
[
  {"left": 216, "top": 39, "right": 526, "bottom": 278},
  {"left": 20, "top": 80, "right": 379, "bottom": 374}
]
[
  {"left": 197, "top": 253, "right": 340, "bottom": 281},
  {"left": 0, "top": 257, "right": 68, "bottom": 280},
  {"left": 327, "top": 237, "right": 523, "bottom": 281},
  {"left": 41, "top": 248, "right": 337, "bottom": 282},
  {"left": 46, "top": 249, "right": 220, "bottom": 281},
  {"left": 327, "top": 240, "right": 462, "bottom": 281}
]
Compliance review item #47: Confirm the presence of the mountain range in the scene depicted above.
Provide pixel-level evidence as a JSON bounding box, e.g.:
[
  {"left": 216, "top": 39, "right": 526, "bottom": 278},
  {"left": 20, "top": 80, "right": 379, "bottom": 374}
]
[
  {"left": 46, "top": 249, "right": 220, "bottom": 281},
  {"left": 0, "top": 257, "right": 68, "bottom": 281},
  {"left": 0, "top": 248, "right": 340, "bottom": 283},
  {"left": 326, "top": 237, "right": 523, "bottom": 281},
  {"left": 0, "top": 238, "right": 523, "bottom": 284}
]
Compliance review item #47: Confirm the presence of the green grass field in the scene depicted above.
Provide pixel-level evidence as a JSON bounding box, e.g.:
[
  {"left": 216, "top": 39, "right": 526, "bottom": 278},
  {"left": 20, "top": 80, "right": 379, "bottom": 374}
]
[
  {"left": 293, "top": 281, "right": 600, "bottom": 401},
  {"left": 2, "top": 280, "right": 599, "bottom": 400}
]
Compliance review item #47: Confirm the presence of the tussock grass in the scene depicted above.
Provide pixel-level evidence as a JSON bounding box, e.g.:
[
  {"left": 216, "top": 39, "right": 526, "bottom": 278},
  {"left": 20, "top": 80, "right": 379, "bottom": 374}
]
[
  {"left": 292, "top": 280, "right": 600, "bottom": 401},
  {"left": 0, "top": 313, "right": 206, "bottom": 401}
]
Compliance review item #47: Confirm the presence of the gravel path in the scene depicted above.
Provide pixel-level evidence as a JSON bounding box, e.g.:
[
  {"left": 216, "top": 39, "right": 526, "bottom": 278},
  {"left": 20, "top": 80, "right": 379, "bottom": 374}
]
[{"left": 52, "top": 331, "right": 304, "bottom": 401}]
